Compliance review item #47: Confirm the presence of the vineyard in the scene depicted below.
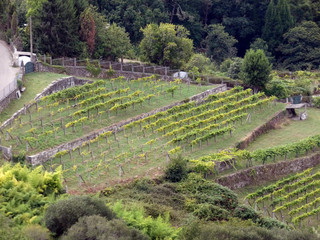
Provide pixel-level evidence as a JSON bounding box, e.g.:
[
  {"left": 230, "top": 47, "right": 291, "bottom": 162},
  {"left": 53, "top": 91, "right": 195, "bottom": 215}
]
[
  {"left": 245, "top": 167, "right": 320, "bottom": 227},
  {"left": 191, "top": 134, "right": 320, "bottom": 175},
  {"left": 0, "top": 76, "right": 214, "bottom": 155},
  {"left": 42, "top": 86, "right": 279, "bottom": 189}
]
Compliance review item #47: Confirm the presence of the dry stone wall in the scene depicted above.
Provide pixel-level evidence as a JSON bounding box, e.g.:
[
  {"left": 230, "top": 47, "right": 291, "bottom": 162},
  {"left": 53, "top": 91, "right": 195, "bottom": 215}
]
[
  {"left": 35, "top": 62, "right": 175, "bottom": 81},
  {"left": 216, "top": 153, "right": 320, "bottom": 190},
  {"left": 0, "top": 77, "right": 89, "bottom": 131},
  {"left": 27, "top": 84, "right": 227, "bottom": 166}
]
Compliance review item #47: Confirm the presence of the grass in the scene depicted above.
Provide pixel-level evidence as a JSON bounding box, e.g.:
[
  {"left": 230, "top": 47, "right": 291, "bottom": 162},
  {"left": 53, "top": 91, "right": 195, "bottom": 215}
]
[
  {"left": 0, "top": 76, "right": 215, "bottom": 154},
  {"left": 0, "top": 72, "right": 68, "bottom": 123},
  {"left": 246, "top": 108, "right": 320, "bottom": 151},
  {"left": 44, "top": 95, "right": 285, "bottom": 190}
]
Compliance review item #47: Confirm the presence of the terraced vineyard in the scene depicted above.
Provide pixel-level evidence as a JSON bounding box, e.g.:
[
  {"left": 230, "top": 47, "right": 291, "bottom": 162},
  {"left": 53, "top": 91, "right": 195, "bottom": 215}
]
[
  {"left": 44, "top": 86, "right": 278, "bottom": 189},
  {"left": 0, "top": 76, "right": 213, "bottom": 154},
  {"left": 246, "top": 167, "right": 320, "bottom": 227}
]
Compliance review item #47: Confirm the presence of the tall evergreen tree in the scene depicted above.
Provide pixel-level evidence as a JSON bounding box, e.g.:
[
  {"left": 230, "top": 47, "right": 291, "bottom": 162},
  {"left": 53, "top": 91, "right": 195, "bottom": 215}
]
[
  {"left": 262, "top": 0, "right": 294, "bottom": 55},
  {"left": 33, "top": 0, "right": 81, "bottom": 57}
]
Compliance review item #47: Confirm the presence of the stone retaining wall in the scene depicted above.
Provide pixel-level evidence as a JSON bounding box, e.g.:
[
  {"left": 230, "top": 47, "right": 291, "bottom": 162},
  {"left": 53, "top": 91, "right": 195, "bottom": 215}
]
[
  {"left": 36, "top": 62, "right": 175, "bottom": 81},
  {"left": 0, "top": 88, "right": 19, "bottom": 113},
  {"left": 236, "top": 109, "right": 287, "bottom": 149},
  {"left": 0, "top": 76, "right": 89, "bottom": 131},
  {"left": 216, "top": 152, "right": 320, "bottom": 190},
  {"left": 0, "top": 145, "right": 12, "bottom": 160},
  {"left": 27, "top": 84, "right": 227, "bottom": 166}
]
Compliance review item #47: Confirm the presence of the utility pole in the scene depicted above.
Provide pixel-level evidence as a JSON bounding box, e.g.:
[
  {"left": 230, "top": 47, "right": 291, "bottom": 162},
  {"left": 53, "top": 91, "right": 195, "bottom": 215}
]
[{"left": 30, "top": 16, "right": 33, "bottom": 62}]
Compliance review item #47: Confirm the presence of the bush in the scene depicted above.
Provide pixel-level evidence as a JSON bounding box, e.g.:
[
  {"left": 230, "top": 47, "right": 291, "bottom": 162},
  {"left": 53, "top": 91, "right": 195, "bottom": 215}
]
[
  {"left": 220, "top": 58, "right": 233, "bottom": 72},
  {"left": 12, "top": 150, "right": 26, "bottom": 164},
  {"left": 164, "top": 155, "right": 188, "bottom": 183},
  {"left": 44, "top": 196, "right": 115, "bottom": 236},
  {"left": 234, "top": 205, "right": 259, "bottom": 222},
  {"left": 0, "top": 213, "right": 28, "bottom": 240},
  {"left": 313, "top": 96, "right": 320, "bottom": 108},
  {"left": 23, "top": 225, "right": 51, "bottom": 240},
  {"left": 193, "top": 203, "right": 229, "bottom": 221},
  {"left": 227, "top": 57, "right": 243, "bottom": 79},
  {"left": 185, "top": 54, "right": 211, "bottom": 73},
  {"left": 17, "top": 80, "right": 23, "bottom": 90},
  {"left": 111, "top": 201, "right": 180, "bottom": 240},
  {"left": 62, "top": 216, "right": 148, "bottom": 240}
]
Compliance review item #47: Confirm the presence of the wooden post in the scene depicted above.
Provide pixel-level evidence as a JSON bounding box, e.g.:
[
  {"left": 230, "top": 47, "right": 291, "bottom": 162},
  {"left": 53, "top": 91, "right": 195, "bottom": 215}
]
[{"left": 74, "top": 58, "right": 77, "bottom": 67}]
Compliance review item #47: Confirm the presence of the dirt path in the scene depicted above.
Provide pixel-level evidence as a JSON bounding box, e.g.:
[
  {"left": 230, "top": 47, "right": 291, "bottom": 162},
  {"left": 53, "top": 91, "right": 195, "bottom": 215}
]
[{"left": 0, "top": 40, "right": 19, "bottom": 92}]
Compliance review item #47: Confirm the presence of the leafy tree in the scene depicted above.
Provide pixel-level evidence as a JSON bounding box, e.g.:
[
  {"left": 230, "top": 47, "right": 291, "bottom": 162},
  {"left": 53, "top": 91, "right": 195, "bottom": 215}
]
[
  {"left": 288, "top": 0, "right": 312, "bottom": 23},
  {"left": 227, "top": 57, "right": 243, "bottom": 80},
  {"left": 104, "top": 23, "right": 132, "bottom": 62},
  {"left": 250, "top": 38, "right": 274, "bottom": 63},
  {"left": 62, "top": 216, "right": 149, "bottom": 240},
  {"left": 278, "top": 21, "right": 320, "bottom": 70},
  {"left": 240, "top": 49, "right": 272, "bottom": 93},
  {"left": 45, "top": 196, "right": 115, "bottom": 236},
  {"left": 204, "top": 24, "right": 237, "bottom": 65},
  {"left": 185, "top": 53, "right": 211, "bottom": 73},
  {"left": 139, "top": 23, "right": 193, "bottom": 68},
  {"left": 165, "top": 155, "right": 188, "bottom": 182},
  {"left": 80, "top": 6, "right": 96, "bottom": 56}
]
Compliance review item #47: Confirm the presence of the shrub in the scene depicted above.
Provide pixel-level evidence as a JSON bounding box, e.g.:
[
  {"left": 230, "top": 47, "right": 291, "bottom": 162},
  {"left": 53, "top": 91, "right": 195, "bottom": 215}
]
[
  {"left": 234, "top": 205, "right": 259, "bottom": 222},
  {"left": 62, "top": 216, "right": 148, "bottom": 240},
  {"left": 193, "top": 203, "right": 229, "bottom": 221},
  {"left": 220, "top": 58, "right": 233, "bottom": 72},
  {"left": 44, "top": 196, "right": 115, "bottom": 236},
  {"left": 0, "top": 213, "right": 28, "bottom": 240},
  {"left": 111, "top": 201, "right": 180, "bottom": 240},
  {"left": 227, "top": 57, "right": 243, "bottom": 79},
  {"left": 313, "top": 96, "right": 320, "bottom": 108},
  {"left": 17, "top": 80, "right": 23, "bottom": 90},
  {"left": 12, "top": 150, "right": 26, "bottom": 164},
  {"left": 164, "top": 155, "right": 188, "bottom": 183},
  {"left": 23, "top": 225, "right": 51, "bottom": 240}
]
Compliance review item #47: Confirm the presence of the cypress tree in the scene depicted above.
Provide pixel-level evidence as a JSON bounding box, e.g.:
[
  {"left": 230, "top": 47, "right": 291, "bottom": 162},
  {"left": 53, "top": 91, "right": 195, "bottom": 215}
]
[
  {"left": 277, "top": 0, "right": 294, "bottom": 34},
  {"left": 34, "top": 0, "right": 81, "bottom": 57}
]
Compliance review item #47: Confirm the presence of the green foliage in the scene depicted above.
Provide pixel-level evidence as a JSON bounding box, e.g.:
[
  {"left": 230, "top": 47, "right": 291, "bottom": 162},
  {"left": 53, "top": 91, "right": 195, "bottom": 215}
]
[
  {"left": 86, "top": 59, "right": 101, "bottom": 77},
  {"left": 139, "top": 23, "right": 193, "bottom": 69},
  {"left": 313, "top": 96, "right": 320, "bottom": 108},
  {"left": 250, "top": 38, "right": 274, "bottom": 63},
  {"left": 111, "top": 201, "right": 180, "bottom": 240},
  {"left": 165, "top": 155, "right": 188, "bottom": 183},
  {"left": 104, "top": 23, "right": 133, "bottom": 61},
  {"left": 185, "top": 54, "right": 212, "bottom": 73},
  {"left": 23, "top": 224, "right": 51, "bottom": 240},
  {"left": 180, "top": 221, "right": 317, "bottom": 240},
  {"left": 0, "top": 163, "right": 63, "bottom": 225},
  {"left": 240, "top": 49, "right": 272, "bottom": 92},
  {"left": 265, "top": 78, "right": 290, "bottom": 99},
  {"left": 220, "top": 58, "right": 233, "bottom": 73},
  {"left": 204, "top": 24, "right": 238, "bottom": 64},
  {"left": 193, "top": 204, "right": 229, "bottom": 221},
  {"left": 278, "top": 21, "right": 320, "bottom": 70},
  {"left": 17, "top": 80, "right": 23, "bottom": 90},
  {"left": 227, "top": 57, "right": 243, "bottom": 80},
  {"left": 62, "top": 216, "right": 149, "bottom": 240},
  {"left": 0, "top": 213, "right": 28, "bottom": 240},
  {"left": 45, "top": 196, "right": 115, "bottom": 236},
  {"left": 12, "top": 150, "right": 26, "bottom": 164}
]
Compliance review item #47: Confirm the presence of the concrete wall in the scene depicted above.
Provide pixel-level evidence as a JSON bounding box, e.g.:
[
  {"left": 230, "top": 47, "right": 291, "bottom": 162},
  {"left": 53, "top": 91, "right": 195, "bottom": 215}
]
[
  {"left": 216, "top": 152, "right": 320, "bottom": 190},
  {"left": 27, "top": 84, "right": 227, "bottom": 166}
]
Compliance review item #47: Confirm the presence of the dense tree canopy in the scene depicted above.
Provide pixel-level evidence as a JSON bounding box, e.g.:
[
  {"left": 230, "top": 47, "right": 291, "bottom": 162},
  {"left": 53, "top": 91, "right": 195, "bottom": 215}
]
[
  {"left": 240, "top": 49, "right": 272, "bottom": 92},
  {"left": 139, "top": 23, "right": 193, "bottom": 68},
  {"left": 278, "top": 21, "right": 320, "bottom": 70},
  {"left": 1, "top": 0, "right": 320, "bottom": 70}
]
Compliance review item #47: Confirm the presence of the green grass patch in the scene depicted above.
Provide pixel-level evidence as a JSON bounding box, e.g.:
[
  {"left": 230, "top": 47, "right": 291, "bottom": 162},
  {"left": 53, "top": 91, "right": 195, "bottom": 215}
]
[
  {"left": 0, "top": 72, "right": 68, "bottom": 123},
  {"left": 247, "top": 108, "right": 320, "bottom": 151}
]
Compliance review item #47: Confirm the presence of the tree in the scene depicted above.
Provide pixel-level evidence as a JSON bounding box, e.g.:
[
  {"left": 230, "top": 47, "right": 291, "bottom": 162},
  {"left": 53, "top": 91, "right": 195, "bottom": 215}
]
[
  {"left": 62, "top": 216, "right": 148, "bottom": 240},
  {"left": 204, "top": 24, "right": 237, "bottom": 65},
  {"left": 262, "top": 0, "right": 294, "bottom": 54},
  {"left": 32, "top": 0, "right": 81, "bottom": 56},
  {"left": 185, "top": 53, "right": 211, "bottom": 73},
  {"left": 240, "top": 49, "right": 272, "bottom": 93},
  {"left": 250, "top": 38, "right": 274, "bottom": 63},
  {"left": 227, "top": 57, "right": 243, "bottom": 80},
  {"left": 80, "top": 6, "right": 96, "bottom": 56},
  {"left": 45, "top": 196, "right": 115, "bottom": 236},
  {"left": 277, "top": 21, "right": 320, "bottom": 70},
  {"left": 139, "top": 23, "right": 193, "bottom": 68},
  {"left": 104, "top": 23, "right": 132, "bottom": 62}
]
